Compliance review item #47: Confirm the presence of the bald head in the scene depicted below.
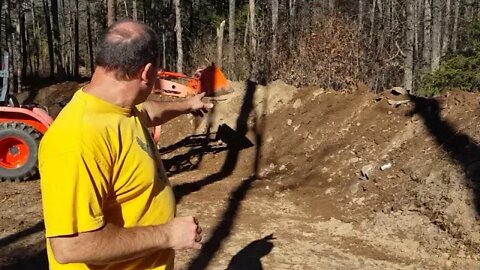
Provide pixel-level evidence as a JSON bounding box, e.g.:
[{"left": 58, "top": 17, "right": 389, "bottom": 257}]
[{"left": 95, "top": 20, "right": 159, "bottom": 80}]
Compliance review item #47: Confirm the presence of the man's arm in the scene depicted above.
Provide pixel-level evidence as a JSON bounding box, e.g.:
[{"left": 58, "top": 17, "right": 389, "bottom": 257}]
[
  {"left": 50, "top": 216, "right": 202, "bottom": 265},
  {"left": 142, "top": 93, "right": 214, "bottom": 127}
]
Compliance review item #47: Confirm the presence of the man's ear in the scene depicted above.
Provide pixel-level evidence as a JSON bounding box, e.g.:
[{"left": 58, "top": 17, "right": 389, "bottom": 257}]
[{"left": 140, "top": 63, "right": 153, "bottom": 82}]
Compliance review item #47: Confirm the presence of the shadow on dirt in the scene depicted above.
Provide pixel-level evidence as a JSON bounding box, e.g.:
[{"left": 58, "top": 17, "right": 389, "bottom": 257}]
[
  {"left": 173, "top": 80, "right": 261, "bottom": 204},
  {"left": 225, "top": 234, "right": 275, "bottom": 270},
  {"left": 0, "top": 221, "right": 47, "bottom": 269},
  {"left": 184, "top": 79, "right": 267, "bottom": 270},
  {"left": 160, "top": 124, "right": 254, "bottom": 177},
  {"left": 408, "top": 95, "right": 480, "bottom": 215},
  {"left": 0, "top": 221, "right": 44, "bottom": 248},
  {"left": 0, "top": 249, "right": 48, "bottom": 270},
  {"left": 160, "top": 134, "right": 229, "bottom": 177}
]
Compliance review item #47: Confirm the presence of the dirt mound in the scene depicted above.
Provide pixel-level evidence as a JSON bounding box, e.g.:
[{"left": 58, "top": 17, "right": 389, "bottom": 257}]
[{"left": 161, "top": 82, "right": 480, "bottom": 269}]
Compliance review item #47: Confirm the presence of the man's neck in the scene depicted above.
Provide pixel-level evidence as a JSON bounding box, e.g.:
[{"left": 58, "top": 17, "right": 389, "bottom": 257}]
[{"left": 84, "top": 68, "right": 139, "bottom": 108}]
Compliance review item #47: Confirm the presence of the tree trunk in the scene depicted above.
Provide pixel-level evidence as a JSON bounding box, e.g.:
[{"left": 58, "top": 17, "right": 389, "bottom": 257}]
[
  {"left": 369, "top": 0, "right": 376, "bottom": 44},
  {"left": 142, "top": 0, "right": 147, "bottom": 23},
  {"left": 132, "top": 0, "right": 138, "bottom": 21},
  {"left": 415, "top": 0, "right": 424, "bottom": 65},
  {"left": 228, "top": 0, "right": 235, "bottom": 65},
  {"left": 249, "top": 0, "right": 257, "bottom": 56},
  {"left": 217, "top": 20, "right": 225, "bottom": 67},
  {"left": 107, "top": 0, "right": 116, "bottom": 26},
  {"left": 174, "top": 0, "right": 183, "bottom": 73},
  {"left": 124, "top": 0, "right": 129, "bottom": 17},
  {"left": 452, "top": 0, "right": 461, "bottom": 51},
  {"left": 272, "top": 0, "right": 279, "bottom": 58},
  {"left": 42, "top": 0, "right": 54, "bottom": 78},
  {"left": 288, "top": 0, "right": 296, "bottom": 49},
  {"left": 0, "top": 0, "right": 3, "bottom": 51},
  {"left": 51, "top": 0, "right": 64, "bottom": 77},
  {"left": 60, "top": 0, "right": 68, "bottom": 76},
  {"left": 423, "top": 0, "right": 432, "bottom": 69},
  {"left": 404, "top": 0, "right": 415, "bottom": 93},
  {"left": 6, "top": 0, "right": 15, "bottom": 92},
  {"left": 329, "top": 0, "right": 335, "bottom": 12},
  {"left": 377, "top": 0, "right": 384, "bottom": 54},
  {"left": 358, "top": 0, "right": 364, "bottom": 29},
  {"left": 442, "top": 0, "right": 451, "bottom": 54},
  {"left": 19, "top": 1, "right": 27, "bottom": 84},
  {"left": 31, "top": 0, "right": 40, "bottom": 77},
  {"left": 243, "top": 9, "right": 249, "bottom": 48},
  {"left": 87, "top": 1, "right": 94, "bottom": 76},
  {"left": 15, "top": 0, "right": 22, "bottom": 91},
  {"left": 162, "top": 33, "right": 166, "bottom": 68},
  {"left": 431, "top": 0, "right": 442, "bottom": 71},
  {"left": 74, "top": 0, "right": 79, "bottom": 79},
  {"left": 465, "top": 0, "right": 473, "bottom": 20}
]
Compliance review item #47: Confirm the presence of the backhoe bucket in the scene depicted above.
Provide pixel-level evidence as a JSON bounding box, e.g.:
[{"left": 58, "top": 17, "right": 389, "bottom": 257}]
[{"left": 188, "top": 65, "right": 233, "bottom": 97}]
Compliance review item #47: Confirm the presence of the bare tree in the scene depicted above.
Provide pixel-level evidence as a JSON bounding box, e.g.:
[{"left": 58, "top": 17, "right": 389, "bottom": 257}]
[
  {"left": 415, "top": 0, "right": 424, "bottom": 63},
  {"left": 174, "top": 0, "right": 183, "bottom": 73},
  {"left": 74, "top": 0, "right": 79, "bottom": 79},
  {"left": 423, "top": 0, "right": 432, "bottom": 69},
  {"left": 87, "top": 1, "right": 94, "bottom": 76},
  {"left": 123, "top": 0, "right": 129, "bottom": 17},
  {"left": 42, "top": 0, "right": 54, "bottom": 78},
  {"left": 249, "top": 0, "right": 257, "bottom": 56},
  {"left": 217, "top": 20, "right": 226, "bottom": 67},
  {"left": 288, "top": 0, "right": 296, "bottom": 49},
  {"left": 405, "top": 0, "right": 415, "bottom": 92},
  {"left": 369, "top": 0, "right": 376, "bottom": 44},
  {"left": 107, "top": 0, "right": 116, "bottom": 26},
  {"left": 132, "top": 0, "right": 138, "bottom": 21},
  {"left": 441, "top": 0, "right": 451, "bottom": 54},
  {"left": 228, "top": 0, "right": 235, "bottom": 65},
  {"left": 358, "top": 0, "right": 364, "bottom": 28},
  {"left": 30, "top": 0, "right": 40, "bottom": 76},
  {"left": 51, "top": 0, "right": 65, "bottom": 77},
  {"left": 452, "top": 0, "right": 461, "bottom": 51},
  {"left": 329, "top": 0, "right": 335, "bottom": 12},
  {"left": 272, "top": 0, "right": 279, "bottom": 58},
  {"left": 19, "top": 0, "right": 26, "bottom": 83},
  {"left": 431, "top": 0, "right": 442, "bottom": 70},
  {"left": 15, "top": 0, "right": 22, "bottom": 91},
  {"left": 243, "top": 9, "right": 249, "bottom": 48}
]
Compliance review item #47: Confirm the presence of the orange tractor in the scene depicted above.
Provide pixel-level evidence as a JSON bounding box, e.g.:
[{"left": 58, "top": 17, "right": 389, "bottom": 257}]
[
  {"left": 0, "top": 52, "right": 53, "bottom": 181},
  {"left": 0, "top": 56, "right": 231, "bottom": 181}
]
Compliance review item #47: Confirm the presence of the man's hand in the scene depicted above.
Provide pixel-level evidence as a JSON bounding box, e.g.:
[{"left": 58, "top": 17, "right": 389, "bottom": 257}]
[
  {"left": 163, "top": 216, "right": 203, "bottom": 250},
  {"left": 142, "top": 92, "right": 214, "bottom": 127},
  {"left": 187, "top": 93, "right": 214, "bottom": 117}
]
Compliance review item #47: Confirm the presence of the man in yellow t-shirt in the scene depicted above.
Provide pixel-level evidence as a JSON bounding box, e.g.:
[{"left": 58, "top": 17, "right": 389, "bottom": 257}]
[{"left": 39, "top": 20, "right": 212, "bottom": 270}]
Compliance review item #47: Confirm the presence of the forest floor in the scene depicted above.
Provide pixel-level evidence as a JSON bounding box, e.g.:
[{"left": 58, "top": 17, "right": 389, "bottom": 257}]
[{"left": 2, "top": 80, "right": 480, "bottom": 269}]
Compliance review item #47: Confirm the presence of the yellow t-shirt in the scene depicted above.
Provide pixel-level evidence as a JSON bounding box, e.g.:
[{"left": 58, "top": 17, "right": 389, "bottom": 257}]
[{"left": 39, "top": 89, "right": 176, "bottom": 270}]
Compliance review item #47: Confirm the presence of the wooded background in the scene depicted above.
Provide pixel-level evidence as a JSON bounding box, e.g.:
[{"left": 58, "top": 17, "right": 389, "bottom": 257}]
[{"left": 0, "top": 0, "right": 479, "bottom": 94}]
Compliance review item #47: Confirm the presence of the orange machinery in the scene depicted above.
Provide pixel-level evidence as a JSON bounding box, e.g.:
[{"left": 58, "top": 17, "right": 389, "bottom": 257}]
[
  {"left": 155, "top": 64, "right": 233, "bottom": 98},
  {"left": 0, "top": 52, "right": 53, "bottom": 181}
]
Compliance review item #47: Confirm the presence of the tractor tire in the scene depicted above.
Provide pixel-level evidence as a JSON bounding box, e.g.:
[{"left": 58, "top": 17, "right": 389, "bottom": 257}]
[{"left": 0, "top": 122, "right": 41, "bottom": 182}]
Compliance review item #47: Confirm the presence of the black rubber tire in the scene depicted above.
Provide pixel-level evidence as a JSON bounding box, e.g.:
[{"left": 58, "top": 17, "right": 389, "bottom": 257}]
[{"left": 0, "top": 122, "right": 41, "bottom": 182}]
